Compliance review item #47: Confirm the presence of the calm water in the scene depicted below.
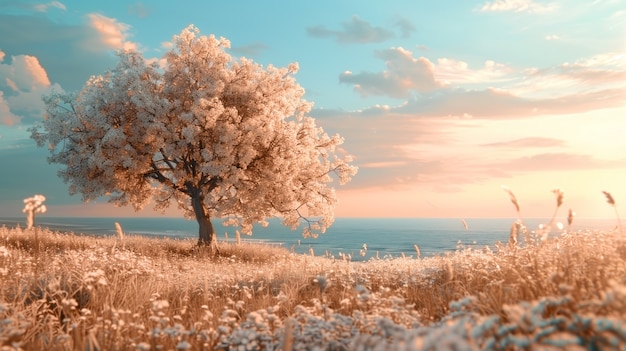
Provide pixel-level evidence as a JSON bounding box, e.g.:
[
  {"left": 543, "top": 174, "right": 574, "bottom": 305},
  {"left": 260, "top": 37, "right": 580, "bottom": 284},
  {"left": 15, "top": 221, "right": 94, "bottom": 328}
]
[{"left": 0, "top": 216, "right": 617, "bottom": 261}]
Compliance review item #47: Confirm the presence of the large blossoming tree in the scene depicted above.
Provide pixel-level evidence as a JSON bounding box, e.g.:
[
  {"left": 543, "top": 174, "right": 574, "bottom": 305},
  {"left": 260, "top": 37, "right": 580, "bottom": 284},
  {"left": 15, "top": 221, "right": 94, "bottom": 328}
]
[{"left": 31, "top": 26, "right": 357, "bottom": 248}]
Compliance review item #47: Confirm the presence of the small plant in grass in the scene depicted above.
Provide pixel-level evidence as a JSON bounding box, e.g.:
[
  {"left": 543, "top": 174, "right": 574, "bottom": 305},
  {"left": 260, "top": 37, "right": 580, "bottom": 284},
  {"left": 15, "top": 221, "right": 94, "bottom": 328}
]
[
  {"left": 603, "top": 190, "right": 622, "bottom": 234},
  {"left": 22, "top": 194, "right": 46, "bottom": 230},
  {"left": 502, "top": 185, "right": 529, "bottom": 247},
  {"left": 549, "top": 188, "right": 564, "bottom": 225},
  {"left": 535, "top": 188, "right": 565, "bottom": 242},
  {"left": 567, "top": 208, "right": 575, "bottom": 231}
]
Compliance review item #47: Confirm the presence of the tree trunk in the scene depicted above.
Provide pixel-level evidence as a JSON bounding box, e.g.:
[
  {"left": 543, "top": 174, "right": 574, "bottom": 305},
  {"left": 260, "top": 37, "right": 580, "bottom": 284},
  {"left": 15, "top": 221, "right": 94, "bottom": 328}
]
[{"left": 191, "top": 192, "right": 217, "bottom": 250}]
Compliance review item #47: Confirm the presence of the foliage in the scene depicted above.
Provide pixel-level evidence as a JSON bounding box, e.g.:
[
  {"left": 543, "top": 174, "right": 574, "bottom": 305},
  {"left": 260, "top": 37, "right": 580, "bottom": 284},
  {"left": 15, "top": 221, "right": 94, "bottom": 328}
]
[{"left": 30, "top": 25, "right": 357, "bottom": 243}]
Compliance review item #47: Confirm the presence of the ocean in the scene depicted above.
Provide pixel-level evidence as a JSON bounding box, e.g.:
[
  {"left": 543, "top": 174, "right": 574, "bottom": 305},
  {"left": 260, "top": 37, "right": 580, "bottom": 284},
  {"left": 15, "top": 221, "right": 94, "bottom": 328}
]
[{"left": 0, "top": 216, "right": 618, "bottom": 261}]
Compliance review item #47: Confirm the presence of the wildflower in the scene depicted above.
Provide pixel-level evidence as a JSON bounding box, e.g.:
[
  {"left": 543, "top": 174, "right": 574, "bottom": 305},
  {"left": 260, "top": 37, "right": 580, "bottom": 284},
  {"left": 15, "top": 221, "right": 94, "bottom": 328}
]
[{"left": 22, "top": 194, "right": 46, "bottom": 229}]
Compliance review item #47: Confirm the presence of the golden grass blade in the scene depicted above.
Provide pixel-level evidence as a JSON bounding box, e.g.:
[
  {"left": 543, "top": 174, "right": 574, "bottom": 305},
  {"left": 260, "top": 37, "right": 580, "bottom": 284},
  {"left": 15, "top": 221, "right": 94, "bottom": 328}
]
[
  {"left": 114, "top": 222, "right": 125, "bottom": 240},
  {"left": 501, "top": 185, "right": 520, "bottom": 214},
  {"left": 461, "top": 218, "right": 469, "bottom": 231}
]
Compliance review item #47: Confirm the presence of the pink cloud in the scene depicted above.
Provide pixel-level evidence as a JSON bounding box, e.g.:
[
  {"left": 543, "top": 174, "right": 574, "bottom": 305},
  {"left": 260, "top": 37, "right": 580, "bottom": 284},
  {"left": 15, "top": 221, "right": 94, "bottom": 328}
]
[
  {"left": 394, "top": 87, "right": 626, "bottom": 119},
  {"left": 339, "top": 47, "right": 443, "bottom": 98},
  {"left": 339, "top": 45, "right": 626, "bottom": 119},
  {"left": 499, "top": 152, "right": 620, "bottom": 171},
  {"left": 87, "top": 13, "right": 137, "bottom": 51},
  {"left": 14, "top": 55, "right": 50, "bottom": 89},
  {"left": 517, "top": 52, "right": 626, "bottom": 96},
  {"left": 0, "top": 91, "right": 20, "bottom": 125},
  {"left": 481, "top": 137, "right": 566, "bottom": 148},
  {"left": 0, "top": 52, "right": 56, "bottom": 125}
]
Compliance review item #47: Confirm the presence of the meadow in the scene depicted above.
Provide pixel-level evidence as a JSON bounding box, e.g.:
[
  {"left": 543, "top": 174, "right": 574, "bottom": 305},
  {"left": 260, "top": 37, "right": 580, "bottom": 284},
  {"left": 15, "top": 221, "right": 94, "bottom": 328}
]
[{"left": 0, "top": 223, "right": 625, "bottom": 350}]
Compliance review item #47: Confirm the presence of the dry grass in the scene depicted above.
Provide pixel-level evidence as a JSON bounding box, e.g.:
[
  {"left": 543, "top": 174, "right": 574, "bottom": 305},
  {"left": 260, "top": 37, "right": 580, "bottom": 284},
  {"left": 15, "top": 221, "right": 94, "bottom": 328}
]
[{"left": 1, "top": 224, "right": 625, "bottom": 350}]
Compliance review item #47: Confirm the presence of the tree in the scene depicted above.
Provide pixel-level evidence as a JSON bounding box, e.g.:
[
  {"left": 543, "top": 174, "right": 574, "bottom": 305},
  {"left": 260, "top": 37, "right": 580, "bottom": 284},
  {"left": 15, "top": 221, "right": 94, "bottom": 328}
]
[{"left": 30, "top": 25, "right": 357, "bottom": 248}]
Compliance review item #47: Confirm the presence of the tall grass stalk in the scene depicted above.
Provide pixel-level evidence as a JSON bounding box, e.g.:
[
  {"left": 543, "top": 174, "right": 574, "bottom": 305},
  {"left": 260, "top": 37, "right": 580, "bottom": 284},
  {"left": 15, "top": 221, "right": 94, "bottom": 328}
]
[
  {"left": 603, "top": 190, "right": 622, "bottom": 235},
  {"left": 502, "top": 185, "right": 528, "bottom": 246}
]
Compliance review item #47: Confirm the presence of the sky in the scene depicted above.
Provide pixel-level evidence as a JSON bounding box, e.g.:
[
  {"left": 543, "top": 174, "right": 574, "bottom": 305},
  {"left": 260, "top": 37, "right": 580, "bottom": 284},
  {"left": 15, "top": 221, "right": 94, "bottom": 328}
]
[{"left": 0, "top": 0, "right": 625, "bottom": 220}]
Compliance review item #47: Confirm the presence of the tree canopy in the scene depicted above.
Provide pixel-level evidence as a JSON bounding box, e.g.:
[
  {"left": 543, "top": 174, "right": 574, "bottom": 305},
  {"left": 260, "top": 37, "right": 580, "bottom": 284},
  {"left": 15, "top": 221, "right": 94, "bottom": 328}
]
[{"left": 30, "top": 25, "right": 357, "bottom": 246}]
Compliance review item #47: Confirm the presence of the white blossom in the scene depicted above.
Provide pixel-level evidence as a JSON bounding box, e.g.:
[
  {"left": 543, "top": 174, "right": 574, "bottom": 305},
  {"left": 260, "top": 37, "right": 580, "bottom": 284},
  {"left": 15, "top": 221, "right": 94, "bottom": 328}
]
[{"left": 30, "top": 25, "right": 357, "bottom": 244}]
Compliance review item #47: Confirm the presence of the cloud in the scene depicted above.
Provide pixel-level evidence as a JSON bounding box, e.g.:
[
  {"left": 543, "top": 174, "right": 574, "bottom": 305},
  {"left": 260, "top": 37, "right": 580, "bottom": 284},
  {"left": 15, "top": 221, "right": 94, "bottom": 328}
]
[
  {"left": 33, "top": 1, "right": 66, "bottom": 12},
  {"left": 307, "top": 15, "right": 395, "bottom": 44},
  {"left": 339, "top": 47, "right": 516, "bottom": 99},
  {"left": 394, "top": 17, "right": 416, "bottom": 38},
  {"left": 128, "top": 2, "right": 150, "bottom": 18},
  {"left": 339, "top": 47, "right": 443, "bottom": 98},
  {"left": 314, "top": 109, "right": 459, "bottom": 189},
  {"left": 435, "top": 58, "right": 514, "bottom": 85},
  {"left": 339, "top": 44, "right": 626, "bottom": 118},
  {"left": 0, "top": 51, "right": 59, "bottom": 124},
  {"left": 87, "top": 13, "right": 137, "bottom": 51},
  {"left": 480, "top": 0, "right": 557, "bottom": 13},
  {"left": 395, "top": 87, "right": 625, "bottom": 119},
  {"left": 1, "top": 54, "right": 51, "bottom": 90},
  {"left": 229, "top": 42, "right": 270, "bottom": 57},
  {"left": 513, "top": 52, "right": 626, "bottom": 98},
  {"left": 501, "top": 152, "right": 621, "bottom": 171},
  {"left": 0, "top": 11, "right": 139, "bottom": 125},
  {"left": 0, "top": 14, "right": 119, "bottom": 92},
  {"left": 545, "top": 34, "right": 560, "bottom": 40},
  {"left": 481, "top": 137, "right": 566, "bottom": 148},
  {"left": 0, "top": 91, "right": 20, "bottom": 125}
]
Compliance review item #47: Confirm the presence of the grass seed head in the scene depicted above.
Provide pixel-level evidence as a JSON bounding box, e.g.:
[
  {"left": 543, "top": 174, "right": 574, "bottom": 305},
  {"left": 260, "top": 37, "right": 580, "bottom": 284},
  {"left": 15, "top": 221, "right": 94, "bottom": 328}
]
[
  {"left": 603, "top": 191, "right": 616, "bottom": 206},
  {"left": 552, "top": 189, "right": 564, "bottom": 208},
  {"left": 502, "top": 185, "right": 520, "bottom": 214},
  {"left": 567, "top": 209, "right": 575, "bottom": 226}
]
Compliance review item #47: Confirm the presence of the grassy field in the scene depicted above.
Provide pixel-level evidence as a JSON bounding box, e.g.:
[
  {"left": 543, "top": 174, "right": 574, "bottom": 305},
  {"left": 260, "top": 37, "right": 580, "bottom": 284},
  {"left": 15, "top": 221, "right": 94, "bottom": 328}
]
[{"left": 0, "top": 224, "right": 625, "bottom": 350}]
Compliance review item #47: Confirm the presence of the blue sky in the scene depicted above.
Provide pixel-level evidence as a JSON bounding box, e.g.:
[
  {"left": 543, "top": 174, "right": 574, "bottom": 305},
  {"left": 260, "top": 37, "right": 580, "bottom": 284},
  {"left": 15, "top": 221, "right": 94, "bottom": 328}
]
[{"left": 0, "top": 0, "right": 625, "bottom": 219}]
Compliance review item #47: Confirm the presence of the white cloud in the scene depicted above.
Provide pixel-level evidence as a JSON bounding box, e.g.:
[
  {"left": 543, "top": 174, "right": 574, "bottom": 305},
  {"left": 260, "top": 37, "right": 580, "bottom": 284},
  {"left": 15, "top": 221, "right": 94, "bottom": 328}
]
[
  {"left": 33, "top": 1, "right": 66, "bottom": 12},
  {"left": 339, "top": 48, "right": 516, "bottom": 98},
  {"left": 1, "top": 55, "right": 51, "bottom": 90},
  {"left": 339, "top": 42, "right": 626, "bottom": 119},
  {"left": 435, "top": 58, "right": 513, "bottom": 85},
  {"left": 0, "top": 52, "right": 56, "bottom": 125},
  {"left": 480, "top": 0, "right": 557, "bottom": 13},
  {"left": 514, "top": 52, "right": 626, "bottom": 98},
  {"left": 87, "top": 13, "right": 137, "bottom": 51},
  {"left": 545, "top": 34, "right": 560, "bottom": 40},
  {"left": 339, "top": 47, "right": 443, "bottom": 98},
  {"left": 0, "top": 91, "right": 20, "bottom": 125}
]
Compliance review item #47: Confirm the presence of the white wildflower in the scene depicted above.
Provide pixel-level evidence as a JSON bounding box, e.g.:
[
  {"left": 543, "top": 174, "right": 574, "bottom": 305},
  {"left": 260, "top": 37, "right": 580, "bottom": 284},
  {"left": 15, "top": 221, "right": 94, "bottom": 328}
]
[{"left": 22, "top": 194, "right": 46, "bottom": 229}]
